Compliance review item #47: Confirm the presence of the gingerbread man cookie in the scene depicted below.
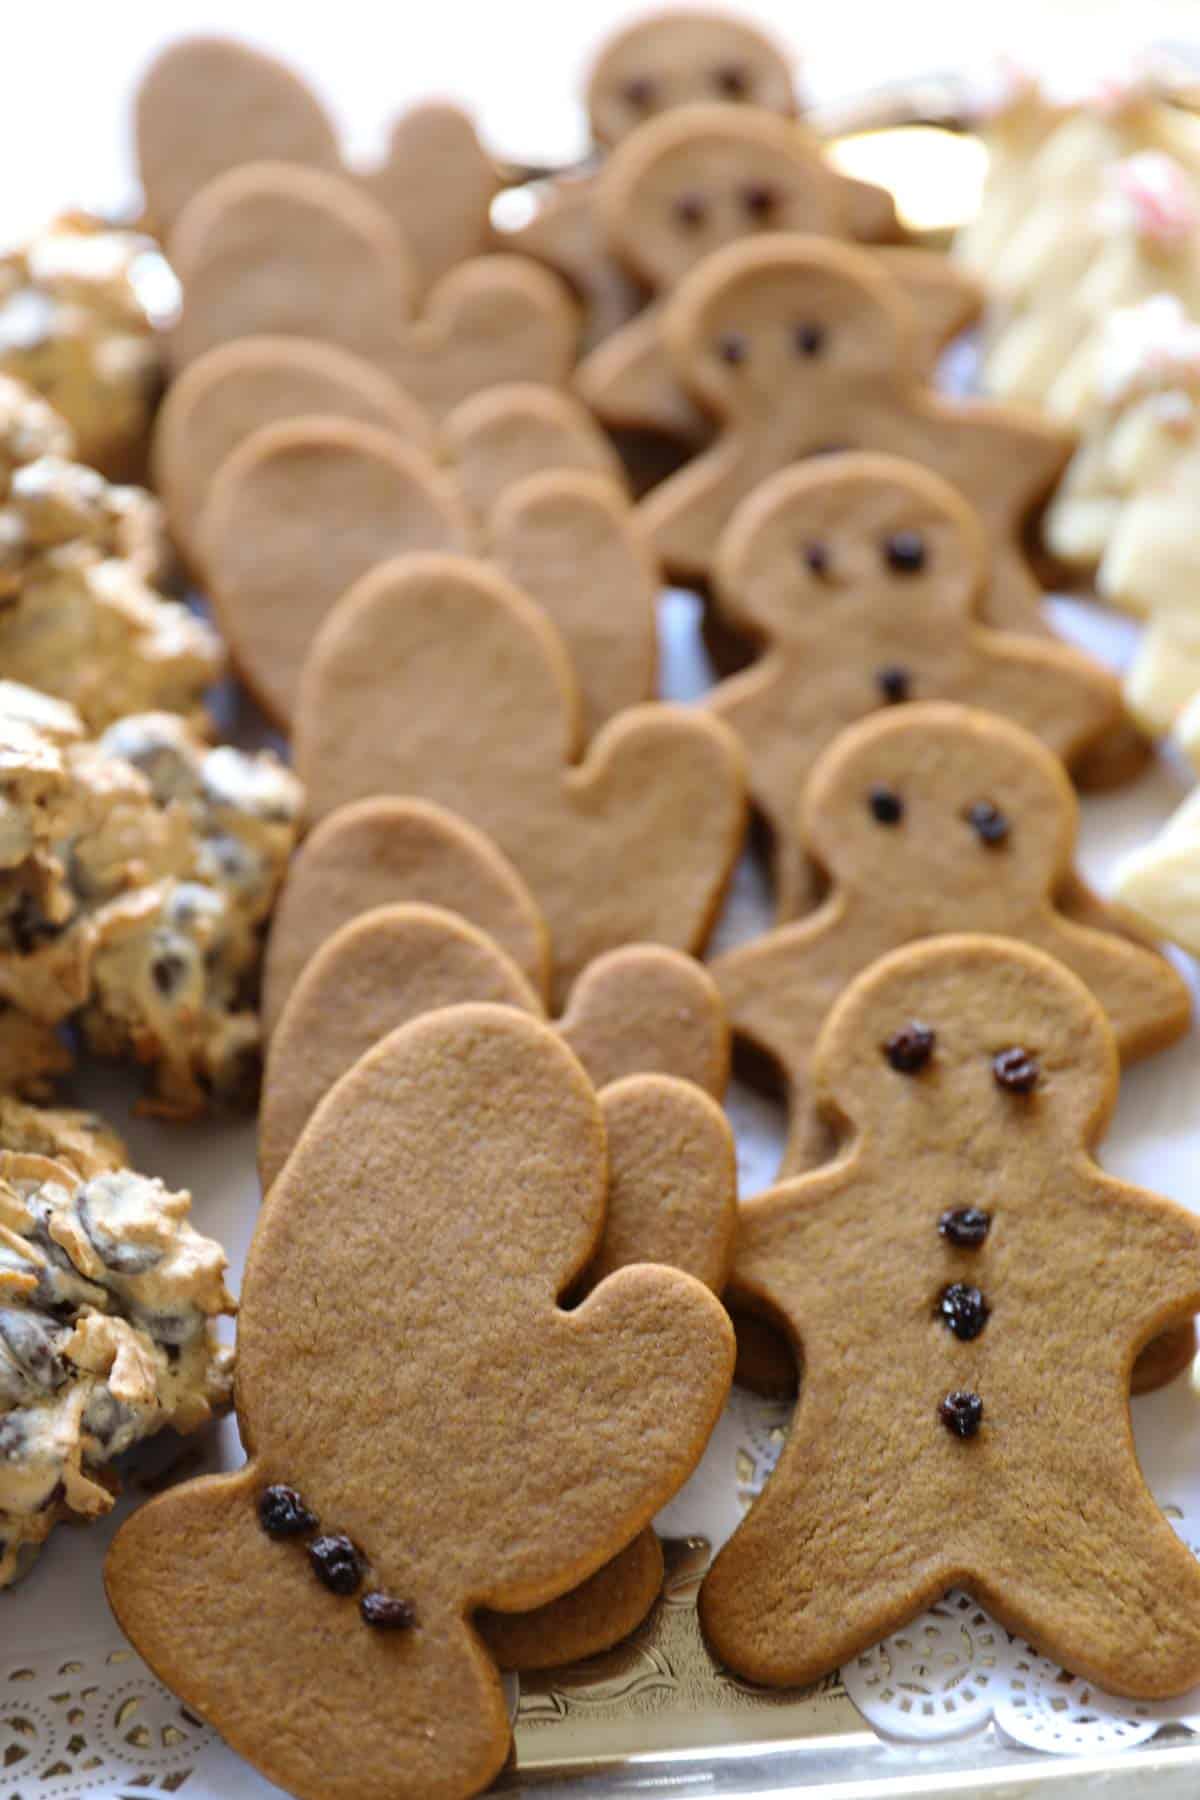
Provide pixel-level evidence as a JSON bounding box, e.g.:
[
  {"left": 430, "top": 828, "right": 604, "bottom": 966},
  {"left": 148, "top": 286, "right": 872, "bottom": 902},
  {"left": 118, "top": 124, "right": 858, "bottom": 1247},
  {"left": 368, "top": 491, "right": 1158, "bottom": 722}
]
[
  {"left": 260, "top": 901, "right": 729, "bottom": 1187},
  {"left": 702, "top": 935, "right": 1200, "bottom": 1698},
  {"left": 576, "top": 106, "right": 980, "bottom": 445},
  {"left": 202, "top": 415, "right": 656, "bottom": 738},
  {"left": 705, "top": 454, "right": 1122, "bottom": 914},
  {"left": 637, "top": 233, "right": 1071, "bottom": 639},
  {"left": 262, "top": 796, "right": 551, "bottom": 1038},
  {"left": 295, "top": 553, "right": 746, "bottom": 1004},
  {"left": 167, "top": 161, "right": 576, "bottom": 411},
  {"left": 108, "top": 1003, "right": 735, "bottom": 1800},
  {"left": 714, "top": 701, "right": 1190, "bottom": 1175}
]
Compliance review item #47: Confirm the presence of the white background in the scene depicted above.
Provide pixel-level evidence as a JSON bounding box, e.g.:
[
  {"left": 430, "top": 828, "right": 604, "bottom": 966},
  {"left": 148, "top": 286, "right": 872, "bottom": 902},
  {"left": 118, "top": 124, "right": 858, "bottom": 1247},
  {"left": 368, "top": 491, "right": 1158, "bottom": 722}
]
[{"left": 8, "top": 0, "right": 1200, "bottom": 241}]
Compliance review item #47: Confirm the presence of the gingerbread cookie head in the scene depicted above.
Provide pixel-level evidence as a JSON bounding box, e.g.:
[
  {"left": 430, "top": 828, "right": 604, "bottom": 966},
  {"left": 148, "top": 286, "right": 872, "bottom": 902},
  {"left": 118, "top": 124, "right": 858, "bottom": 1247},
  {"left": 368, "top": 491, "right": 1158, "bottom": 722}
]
[
  {"left": 135, "top": 36, "right": 342, "bottom": 237},
  {"left": 663, "top": 232, "right": 915, "bottom": 422},
  {"left": 813, "top": 934, "right": 1116, "bottom": 1157},
  {"left": 108, "top": 1004, "right": 734, "bottom": 1800},
  {"left": 586, "top": 9, "right": 795, "bottom": 148},
  {"left": 802, "top": 704, "right": 1077, "bottom": 921},
  {"left": 598, "top": 105, "right": 844, "bottom": 293},
  {"left": 715, "top": 451, "right": 987, "bottom": 645}
]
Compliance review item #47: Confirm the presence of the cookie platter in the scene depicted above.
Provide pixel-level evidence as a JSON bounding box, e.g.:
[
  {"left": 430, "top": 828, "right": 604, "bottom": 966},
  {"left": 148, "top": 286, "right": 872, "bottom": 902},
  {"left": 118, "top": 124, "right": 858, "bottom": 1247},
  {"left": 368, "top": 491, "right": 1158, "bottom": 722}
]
[{"left": 9, "top": 16, "right": 1200, "bottom": 1800}]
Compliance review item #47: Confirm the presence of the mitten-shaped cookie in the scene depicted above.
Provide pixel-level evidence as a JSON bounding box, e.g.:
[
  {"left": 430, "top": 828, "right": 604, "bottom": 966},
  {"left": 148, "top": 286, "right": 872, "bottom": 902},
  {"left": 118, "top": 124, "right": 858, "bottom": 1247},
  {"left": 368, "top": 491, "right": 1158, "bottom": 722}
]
[
  {"left": 138, "top": 37, "right": 500, "bottom": 299},
  {"left": 135, "top": 35, "right": 343, "bottom": 236},
  {"left": 167, "top": 161, "right": 576, "bottom": 409},
  {"left": 577, "top": 106, "right": 980, "bottom": 444},
  {"left": 359, "top": 102, "right": 499, "bottom": 299},
  {"left": 705, "top": 455, "right": 1121, "bottom": 913},
  {"left": 151, "top": 336, "right": 437, "bottom": 572},
  {"left": 107, "top": 1004, "right": 735, "bottom": 1800},
  {"left": 638, "top": 233, "right": 1070, "bottom": 637},
  {"left": 202, "top": 415, "right": 655, "bottom": 738},
  {"left": 262, "top": 796, "right": 551, "bottom": 1036},
  {"left": 703, "top": 935, "right": 1200, "bottom": 1698},
  {"left": 260, "top": 902, "right": 729, "bottom": 1186},
  {"left": 154, "top": 335, "right": 622, "bottom": 578},
  {"left": 295, "top": 553, "right": 746, "bottom": 1004},
  {"left": 713, "top": 703, "right": 1190, "bottom": 1175}
]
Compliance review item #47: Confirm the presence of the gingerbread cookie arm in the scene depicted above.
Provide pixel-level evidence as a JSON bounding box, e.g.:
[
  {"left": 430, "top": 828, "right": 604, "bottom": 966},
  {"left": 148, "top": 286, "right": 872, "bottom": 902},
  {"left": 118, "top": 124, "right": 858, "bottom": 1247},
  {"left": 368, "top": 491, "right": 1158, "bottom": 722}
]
[
  {"left": 575, "top": 303, "right": 710, "bottom": 442},
  {"left": 259, "top": 904, "right": 541, "bottom": 1192},
  {"left": 204, "top": 417, "right": 469, "bottom": 728},
  {"left": 135, "top": 36, "right": 343, "bottom": 237},
  {"left": 872, "top": 249, "right": 983, "bottom": 364},
  {"left": 833, "top": 172, "right": 905, "bottom": 245},
  {"left": 262, "top": 797, "right": 550, "bottom": 1038},
  {"left": 153, "top": 336, "right": 434, "bottom": 575},
  {"left": 960, "top": 628, "right": 1122, "bottom": 769},
  {"left": 486, "top": 470, "right": 659, "bottom": 738},
  {"left": 500, "top": 175, "right": 646, "bottom": 356},
  {"left": 107, "top": 1468, "right": 513, "bottom": 1800},
  {"left": 361, "top": 102, "right": 499, "bottom": 298},
  {"left": 382, "top": 254, "right": 578, "bottom": 419},
  {"left": 167, "top": 162, "right": 416, "bottom": 374},
  {"left": 560, "top": 946, "right": 729, "bottom": 1097},
  {"left": 1024, "top": 911, "right": 1192, "bottom": 1062}
]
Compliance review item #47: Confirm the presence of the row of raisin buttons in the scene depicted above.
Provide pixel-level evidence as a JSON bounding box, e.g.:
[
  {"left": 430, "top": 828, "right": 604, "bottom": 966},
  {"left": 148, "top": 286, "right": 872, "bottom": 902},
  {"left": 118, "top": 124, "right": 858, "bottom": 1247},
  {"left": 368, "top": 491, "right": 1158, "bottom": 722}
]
[{"left": 257, "top": 1483, "right": 416, "bottom": 1629}]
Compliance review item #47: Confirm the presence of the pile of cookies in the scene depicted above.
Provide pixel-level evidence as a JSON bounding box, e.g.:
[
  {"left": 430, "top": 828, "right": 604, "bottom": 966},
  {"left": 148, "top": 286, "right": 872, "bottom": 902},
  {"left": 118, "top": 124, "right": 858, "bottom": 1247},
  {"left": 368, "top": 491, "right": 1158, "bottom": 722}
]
[{"left": 4, "top": 14, "right": 1200, "bottom": 1800}]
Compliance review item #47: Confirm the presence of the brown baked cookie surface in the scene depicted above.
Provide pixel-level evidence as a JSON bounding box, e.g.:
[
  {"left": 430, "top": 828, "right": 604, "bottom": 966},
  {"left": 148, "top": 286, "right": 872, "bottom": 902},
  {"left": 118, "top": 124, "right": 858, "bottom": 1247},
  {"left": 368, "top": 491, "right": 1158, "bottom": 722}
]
[
  {"left": 705, "top": 454, "right": 1121, "bottom": 913},
  {"left": 295, "top": 553, "right": 746, "bottom": 1003},
  {"left": 107, "top": 1004, "right": 735, "bottom": 1800},
  {"left": 702, "top": 935, "right": 1200, "bottom": 1699}
]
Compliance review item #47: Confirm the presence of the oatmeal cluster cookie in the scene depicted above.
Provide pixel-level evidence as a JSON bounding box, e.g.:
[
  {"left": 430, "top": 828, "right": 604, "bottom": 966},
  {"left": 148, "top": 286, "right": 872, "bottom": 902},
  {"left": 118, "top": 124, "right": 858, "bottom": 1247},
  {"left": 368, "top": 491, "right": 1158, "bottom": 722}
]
[
  {"left": 0, "top": 373, "right": 223, "bottom": 729},
  {"left": 0, "top": 1131, "right": 234, "bottom": 1588},
  {"left": 0, "top": 683, "right": 303, "bottom": 1116},
  {"left": 0, "top": 216, "right": 172, "bottom": 479}
]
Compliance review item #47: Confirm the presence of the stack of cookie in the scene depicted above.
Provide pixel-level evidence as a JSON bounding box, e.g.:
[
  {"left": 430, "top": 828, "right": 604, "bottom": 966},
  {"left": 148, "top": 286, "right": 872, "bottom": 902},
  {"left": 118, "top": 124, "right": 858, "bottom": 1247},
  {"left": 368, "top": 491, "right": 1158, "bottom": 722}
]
[{"left": 3, "top": 15, "right": 1200, "bottom": 1800}]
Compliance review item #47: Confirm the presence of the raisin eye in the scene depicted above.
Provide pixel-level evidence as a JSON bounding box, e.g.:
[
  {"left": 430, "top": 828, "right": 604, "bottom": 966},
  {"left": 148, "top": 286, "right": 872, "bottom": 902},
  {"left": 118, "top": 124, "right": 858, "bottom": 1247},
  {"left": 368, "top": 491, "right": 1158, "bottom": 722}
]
[
  {"left": 715, "top": 331, "right": 748, "bottom": 366},
  {"left": 802, "top": 541, "right": 829, "bottom": 577},
  {"left": 868, "top": 786, "right": 903, "bottom": 825},
  {"left": 741, "top": 182, "right": 776, "bottom": 221},
  {"left": 884, "top": 531, "right": 926, "bottom": 573},
  {"left": 713, "top": 62, "right": 750, "bottom": 98},
  {"left": 965, "top": 801, "right": 1009, "bottom": 846},
  {"left": 793, "top": 322, "right": 825, "bottom": 357},
  {"left": 673, "top": 192, "right": 707, "bottom": 229},
  {"left": 623, "top": 75, "right": 657, "bottom": 111}
]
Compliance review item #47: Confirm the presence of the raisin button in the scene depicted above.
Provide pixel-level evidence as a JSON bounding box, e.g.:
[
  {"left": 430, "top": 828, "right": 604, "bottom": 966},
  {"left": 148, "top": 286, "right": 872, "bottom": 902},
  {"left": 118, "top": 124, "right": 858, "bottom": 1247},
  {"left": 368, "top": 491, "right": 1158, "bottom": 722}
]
[
  {"left": 939, "top": 1391, "right": 984, "bottom": 1438},
  {"left": 938, "top": 1282, "right": 990, "bottom": 1341},
  {"left": 883, "top": 1022, "right": 935, "bottom": 1073},
  {"left": 939, "top": 1207, "right": 991, "bottom": 1248},
  {"left": 308, "top": 1534, "right": 365, "bottom": 1595},
  {"left": 993, "top": 1047, "right": 1040, "bottom": 1094},
  {"left": 868, "top": 786, "right": 904, "bottom": 824},
  {"left": 361, "top": 1592, "right": 417, "bottom": 1630},
  {"left": 258, "top": 1484, "right": 317, "bottom": 1539},
  {"left": 967, "top": 802, "right": 1009, "bottom": 846},
  {"left": 876, "top": 665, "right": 911, "bottom": 704}
]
